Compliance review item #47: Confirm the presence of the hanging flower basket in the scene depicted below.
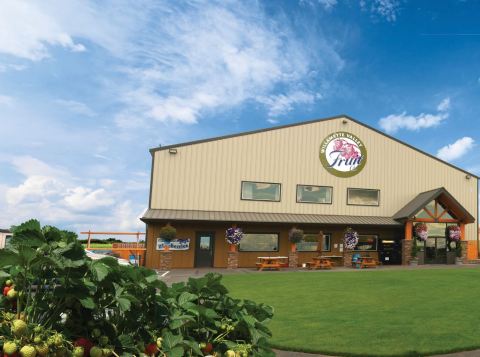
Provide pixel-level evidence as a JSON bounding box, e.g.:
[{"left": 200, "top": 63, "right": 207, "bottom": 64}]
[
  {"left": 159, "top": 224, "right": 176, "bottom": 241},
  {"left": 225, "top": 227, "right": 243, "bottom": 245},
  {"left": 343, "top": 227, "right": 358, "bottom": 250},
  {"left": 288, "top": 228, "right": 304, "bottom": 244},
  {"left": 414, "top": 223, "right": 428, "bottom": 242},
  {"left": 447, "top": 225, "right": 461, "bottom": 241}
]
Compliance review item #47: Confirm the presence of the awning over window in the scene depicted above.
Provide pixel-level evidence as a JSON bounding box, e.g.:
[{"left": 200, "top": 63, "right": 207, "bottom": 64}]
[{"left": 141, "top": 209, "right": 402, "bottom": 226}]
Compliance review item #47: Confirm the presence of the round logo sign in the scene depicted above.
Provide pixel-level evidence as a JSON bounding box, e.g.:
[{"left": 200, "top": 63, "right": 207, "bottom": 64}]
[{"left": 319, "top": 132, "right": 367, "bottom": 177}]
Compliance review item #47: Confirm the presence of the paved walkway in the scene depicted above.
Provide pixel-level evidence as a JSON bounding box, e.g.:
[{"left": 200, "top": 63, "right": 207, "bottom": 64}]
[{"left": 157, "top": 266, "right": 480, "bottom": 357}]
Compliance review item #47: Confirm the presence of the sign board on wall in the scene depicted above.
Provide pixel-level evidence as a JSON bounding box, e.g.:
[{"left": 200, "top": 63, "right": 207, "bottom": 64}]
[
  {"left": 156, "top": 238, "right": 190, "bottom": 250},
  {"left": 319, "top": 132, "right": 367, "bottom": 178}
]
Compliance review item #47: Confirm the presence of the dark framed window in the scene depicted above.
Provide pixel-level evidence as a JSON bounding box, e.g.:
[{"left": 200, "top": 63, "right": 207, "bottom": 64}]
[
  {"left": 241, "top": 181, "right": 281, "bottom": 202},
  {"left": 354, "top": 235, "right": 378, "bottom": 251},
  {"left": 296, "top": 185, "right": 332, "bottom": 204},
  {"left": 296, "top": 233, "right": 331, "bottom": 252},
  {"left": 239, "top": 233, "right": 279, "bottom": 252},
  {"left": 347, "top": 188, "right": 380, "bottom": 206}
]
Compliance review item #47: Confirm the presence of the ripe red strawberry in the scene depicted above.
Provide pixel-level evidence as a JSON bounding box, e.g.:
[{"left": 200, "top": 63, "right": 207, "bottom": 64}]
[
  {"left": 74, "top": 338, "right": 93, "bottom": 357},
  {"left": 201, "top": 343, "right": 213, "bottom": 354},
  {"left": 144, "top": 343, "right": 158, "bottom": 356},
  {"left": 3, "top": 286, "right": 11, "bottom": 296}
]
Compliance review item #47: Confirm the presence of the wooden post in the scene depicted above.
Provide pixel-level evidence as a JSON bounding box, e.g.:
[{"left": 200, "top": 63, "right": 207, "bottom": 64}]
[
  {"left": 87, "top": 230, "right": 91, "bottom": 249},
  {"left": 405, "top": 221, "right": 413, "bottom": 240},
  {"left": 460, "top": 223, "right": 465, "bottom": 240},
  {"left": 136, "top": 232, "right": 140, "bottom": 266}
]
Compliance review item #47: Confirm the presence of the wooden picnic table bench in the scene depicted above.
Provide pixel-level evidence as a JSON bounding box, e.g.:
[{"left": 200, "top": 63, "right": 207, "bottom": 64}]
[
  {"left": 357, "top": 256, "right": 377, "bottom": 269},
  {"left": 306, "top": 257, "right": 332, "bottom": 270},
  {"left": 256, "top": 256, "right": 288, "bottom": 271}
]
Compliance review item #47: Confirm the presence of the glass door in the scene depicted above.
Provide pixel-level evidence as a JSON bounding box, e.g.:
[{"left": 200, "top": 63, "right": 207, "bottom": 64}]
[
  {"left": 425, "top": 237, "right": 447, "bottom": 264},
  {"left": 194, "top": 232, "right": 215, "bottom": 267}
]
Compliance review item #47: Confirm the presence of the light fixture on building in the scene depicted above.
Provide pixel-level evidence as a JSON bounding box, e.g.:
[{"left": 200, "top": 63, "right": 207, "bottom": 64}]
[
  {"left": 465, "top": 174, "right": 471, "bottom": 180},
  {"left": 342, "top": 119, "right": 348, "bottom": 124},
  {"left": 168, "top": 148, "right": 177, "bottom": 155}
]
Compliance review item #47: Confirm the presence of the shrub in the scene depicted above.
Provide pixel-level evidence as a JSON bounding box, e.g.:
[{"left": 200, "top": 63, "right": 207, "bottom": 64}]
[{"left": 0, "top": 219, "right": 274, "bottom": 356}]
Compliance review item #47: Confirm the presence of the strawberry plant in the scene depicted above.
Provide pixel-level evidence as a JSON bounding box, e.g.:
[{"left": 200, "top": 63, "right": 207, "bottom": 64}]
[{"left": 0, "top": 220, "right": 274, "bottom": 356}]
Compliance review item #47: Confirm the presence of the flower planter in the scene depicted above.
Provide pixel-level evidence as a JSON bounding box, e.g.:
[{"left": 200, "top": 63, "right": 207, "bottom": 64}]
[
  {"left": 409, "top": 257, "right": 418, "bottom": 266},
  {"left": 446, "top": 251, "right": 456, "bottom": 265},
  {"left": 417, "top": 251, "right": 425, "bottom": 265}
]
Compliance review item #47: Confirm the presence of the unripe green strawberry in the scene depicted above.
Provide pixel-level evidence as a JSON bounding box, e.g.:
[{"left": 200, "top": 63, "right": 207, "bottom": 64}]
[
  {"left": 3, "top": 341, "right": 18, "bottom": 355},
  {"left": 156, "top": 337, "right": 162, "bottom": 348},
  {"left": 54, "top": 334, "right": 63, "bottom": 347},
  {"left": 225, "top": 350, "right": 235, "bottom": 357},
  {"left": 7, "top": 288, "right": 18, "bottom": 300},
  {"left": 102, "top": 348, "right": 112, "bottom": 356},
  {"left": 46, "top": 336, "right": 55, "bottom": 347},
  {"left": 5, "top": 279, "right": 13, "bottom": 286},
  {"left": 12, "top": 319, "right": 28, "bottom": 336},
  {"left": 34, "top": 336, "right": 42, "bottom": 344},
  {"left": 35, "top": 344, "right": 49, "bottom": 357},
  {"left": 72, "top": 346, "right": 84, "bottom": 357},
  {"left": 98, "top": 335, "right": 109, "bottom": 346},
  {"left": 20, "top": 345, "right": 37, "bottom": 357},
  {"left": 91, "top": 328, "right": 101, "bottom": 338},
  {"left": 90, "top": 346, "right": 103, "bottom": 357},
  {"left": 33, "top": 325, "right": 43, "bottom": 334}
]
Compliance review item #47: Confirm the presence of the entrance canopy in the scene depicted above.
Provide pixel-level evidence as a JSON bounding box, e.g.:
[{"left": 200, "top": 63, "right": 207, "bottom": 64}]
[{"left": 393, "top": 187, "right": 475, "bottom": 224}]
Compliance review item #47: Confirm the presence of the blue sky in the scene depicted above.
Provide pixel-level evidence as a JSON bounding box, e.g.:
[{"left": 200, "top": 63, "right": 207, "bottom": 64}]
[{"left": 0, "top": 0, "right": 479, "bottom": 235}]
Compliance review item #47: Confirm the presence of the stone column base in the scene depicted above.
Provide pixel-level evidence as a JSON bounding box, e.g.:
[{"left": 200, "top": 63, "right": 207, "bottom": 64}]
[
  {"left": 159, "top": 250, "right": 172, "bottom": 270},
  {"left": 343, "top": 250, "right": 353, "bottom": 267},
  {"left": 227, "top": 251, "right": 239, "bottom": 269},
  {"left": 460, "top": 240, "right": 468, "bottom": 263},
  {"left": 288, "top": 251, "right": 298, "bottom": 268},
  {"left": 402, "top": 240, "right": 413, "bottom": 265}
]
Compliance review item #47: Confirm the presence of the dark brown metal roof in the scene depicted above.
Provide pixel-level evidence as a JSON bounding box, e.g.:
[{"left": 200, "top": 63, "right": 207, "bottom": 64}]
[
  {"left": 141, "top": 209, "right": 402, "bottom": 226},
  {"left": 0, "top": 229, "right": 11, "bottom": 233},
  {"left": 392, "top": 187, "right": 475, "bottom": 223}
]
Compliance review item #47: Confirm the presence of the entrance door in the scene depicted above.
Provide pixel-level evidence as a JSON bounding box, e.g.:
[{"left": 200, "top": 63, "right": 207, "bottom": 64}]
[
  {"left": 425, "top": 237, "right": 447, "bottom": 264},
  {"left": 195, "top": 232, "right": 215, "bottom": 267}
]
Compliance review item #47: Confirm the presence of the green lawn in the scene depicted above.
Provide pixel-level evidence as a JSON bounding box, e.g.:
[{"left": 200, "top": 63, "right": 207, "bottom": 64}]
[{"left": 222, "top": 268, "right": 480, "bottom": 356}]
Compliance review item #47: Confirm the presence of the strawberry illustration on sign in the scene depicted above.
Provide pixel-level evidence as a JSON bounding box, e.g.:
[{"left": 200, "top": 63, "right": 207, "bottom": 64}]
[{"left": 319, "top": 132, "right": 367, "bottom": 177}]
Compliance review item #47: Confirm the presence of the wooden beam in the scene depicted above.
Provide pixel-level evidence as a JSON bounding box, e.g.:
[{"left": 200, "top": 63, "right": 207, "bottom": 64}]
[
  {"left": 405, "top": 221, "right": 413, "bottom": 240},
  {"left": 460, "top": 223, "right": 466, "bottom": 240}
]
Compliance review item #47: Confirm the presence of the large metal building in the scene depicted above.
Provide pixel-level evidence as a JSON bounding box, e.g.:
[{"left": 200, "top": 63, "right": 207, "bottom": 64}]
[{"left": 141, "top": 115, "right": 478, "bottom": 269}]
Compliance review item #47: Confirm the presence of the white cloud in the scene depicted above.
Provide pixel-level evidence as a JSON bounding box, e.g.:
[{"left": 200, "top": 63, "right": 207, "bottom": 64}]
[
  {"left": 55, "top": 99, "right": 96, "bottom": 117},
  {"left": 6, "top": 175, "right": 62, "bottom": 205},
  {"left": 64, "top": 187, "right": 114, "bottom": 211},
  {"left": 378, "top": 97, "right": 450, "bottom": 134},
  {"left": 437, "top": 97, "right": 450, "bottom": 112},
  {"left": 437, "top": 137, "right": 475, "bottom": 162},
  {"left": 361, "top": 0, "right": 401, "bottom": 22},
  {"left": 110, "top": 1, "right": 342, "bottom": 125},
  {"left": 300, "top": 0, "right": 338, "bottom": 10},
  {"left": 0, "top": 1, "right": 86, "bottom": 61},
  {"left": 257, "top": 90, "right": 321, "bottom": 118}
]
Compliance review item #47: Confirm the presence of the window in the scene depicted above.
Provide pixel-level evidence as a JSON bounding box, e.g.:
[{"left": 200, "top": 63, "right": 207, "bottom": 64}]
[
  {"left": 241, "top": 181, "right": 281, "bottom": 201},
  {"left": 239, "top": 233, "right": 279, "bottom": 252},
  {"left": 354, "top": 235, "right": 378, "bottom": 251},
  {"left": 347, "top": 188, "right": 380, "bottom": 206},
  {"left": 297, "top": 185, "right": 332, "bottom": 204},
  {"left": 297, "top": 233, "right": 331, "bottom": 252}
]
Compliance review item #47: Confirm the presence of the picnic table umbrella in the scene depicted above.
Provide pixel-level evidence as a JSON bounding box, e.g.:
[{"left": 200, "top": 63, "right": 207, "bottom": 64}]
[{"left": 316, "top": 231, "right": 324, "bottom": 256}]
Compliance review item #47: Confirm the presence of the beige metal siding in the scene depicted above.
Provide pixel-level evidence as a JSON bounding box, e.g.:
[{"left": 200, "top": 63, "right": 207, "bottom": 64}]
[{"left": 150, "top": 117, "right": 478, "bottom": 240}]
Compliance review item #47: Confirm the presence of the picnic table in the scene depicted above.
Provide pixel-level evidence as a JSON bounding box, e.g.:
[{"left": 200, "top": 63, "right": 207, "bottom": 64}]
[
  {"left": 354, "top": 256, "right": 377, "bottom": 269},
  {"left": 256, "top": 256, "right": 288, "bottom": 271},
  {"left": 306, "top": 256, "right": 332, "bottom": 270},
  {"left": 321, "top": 255, "right": 344, "bottom": 266}
]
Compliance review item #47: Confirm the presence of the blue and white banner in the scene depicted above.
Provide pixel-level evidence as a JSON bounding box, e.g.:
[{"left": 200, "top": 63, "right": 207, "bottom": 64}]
[{"left": 156, "top": 238, "right": 190, "bottom": 250}]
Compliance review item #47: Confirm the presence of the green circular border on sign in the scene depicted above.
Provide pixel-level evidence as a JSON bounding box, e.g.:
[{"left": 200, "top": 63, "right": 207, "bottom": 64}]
[{"left": 319, "top": 132, "right": 367, "bottom": 178}]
